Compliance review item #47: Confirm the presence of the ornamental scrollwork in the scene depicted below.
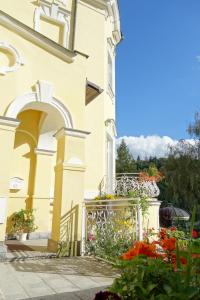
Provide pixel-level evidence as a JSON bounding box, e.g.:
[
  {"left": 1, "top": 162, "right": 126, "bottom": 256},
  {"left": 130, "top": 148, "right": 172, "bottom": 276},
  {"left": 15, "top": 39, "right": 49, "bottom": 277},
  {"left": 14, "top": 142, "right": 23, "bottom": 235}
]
[{"left": 0, "top": 42, "right": 25, "bottom": 75}]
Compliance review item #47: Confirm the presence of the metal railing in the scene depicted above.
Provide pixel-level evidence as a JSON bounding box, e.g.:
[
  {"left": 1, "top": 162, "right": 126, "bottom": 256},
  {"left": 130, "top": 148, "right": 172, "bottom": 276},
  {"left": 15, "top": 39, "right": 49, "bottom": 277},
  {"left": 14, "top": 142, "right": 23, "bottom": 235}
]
[
  {"left": 81, "top": 198, "right": 142, "bottom": 255},
  {"left": 99, "top": 173, "right": 160, "bottom": 198}
]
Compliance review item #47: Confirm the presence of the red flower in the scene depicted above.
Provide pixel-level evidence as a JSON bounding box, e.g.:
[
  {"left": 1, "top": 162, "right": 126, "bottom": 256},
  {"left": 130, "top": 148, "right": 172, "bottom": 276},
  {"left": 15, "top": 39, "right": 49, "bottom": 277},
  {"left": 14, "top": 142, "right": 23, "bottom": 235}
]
[
  {"left": 159, "top": 228, "right": 167, "bottom": 240},
  {"left": 121, "top": 241, "right": 158, "bottom": 260},
  {"left": 170, "top": 227, "right": 177, "bottom": 232},
  {"left": 192, "top": 230, "right": 198, "bottom": 238},
  {"left": 161, "top": 237, "right": 176, "bottom": 252},
  {"left": 180, "top": 257, "right": 187, "bottom": 265}
]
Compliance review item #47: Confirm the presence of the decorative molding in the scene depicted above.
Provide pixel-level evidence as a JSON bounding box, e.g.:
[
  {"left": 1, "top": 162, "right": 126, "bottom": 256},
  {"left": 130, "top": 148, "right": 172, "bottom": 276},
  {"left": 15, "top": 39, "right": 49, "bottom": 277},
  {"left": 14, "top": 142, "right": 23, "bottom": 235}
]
[
  {"left": 9, "top": 177, "right": 25, "bottom": 190},
  {"left": 34, "top": 0, "right": 70, "bottom": 48},
  {"left": 34, "top": 148, "right": 56, "bottom": 156},
  {"left": 5, "top": 80, "right": 73, "bottom": 128},
  {"left": 105, "top": 118, "right": 117, "bottom": 137},
  {"left": 0, "top": 41, "right": 25, "bottom": 75},
  {"left": 0, "top": 10, "right": 75, "bottom": 63},
  {"left": 0, "top": 116, "right": 20, "bottom": 128},
  {"left": 67, "top": 157, "right": 83, "bottom": 165},
  {"left": 35, "top": 80, "right": 54, "bottom": 102},
  {"left": 54, "top": 127, "right": 90, "bottom": 139},
  {"left": 107, "top": 37, "right": 115, "bottom": 55},
  {"left": 53, "top": 0, "right": 68, "bottom": 7},
  {"left": 106, "top": 0, "right": 121, "bottom": 44},
  {"left": 78, "top": 0, "right": 107, "bottom": 10},
  {"left": 78, "top": 1, "right": 121, "bottom": 45},
  {"left": 107, "top": 83, "right": 115, "bottom": 102},
  {"left": 55, "top": 162, "right": 86, "bottom": 172}
]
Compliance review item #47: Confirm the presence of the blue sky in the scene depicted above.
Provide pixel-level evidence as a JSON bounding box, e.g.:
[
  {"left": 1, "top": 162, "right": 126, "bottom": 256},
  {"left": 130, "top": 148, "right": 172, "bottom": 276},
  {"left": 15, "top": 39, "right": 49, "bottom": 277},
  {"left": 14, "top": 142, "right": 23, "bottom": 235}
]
[{"left": 116, "top": 0, "right": 200, "bottom": 141}]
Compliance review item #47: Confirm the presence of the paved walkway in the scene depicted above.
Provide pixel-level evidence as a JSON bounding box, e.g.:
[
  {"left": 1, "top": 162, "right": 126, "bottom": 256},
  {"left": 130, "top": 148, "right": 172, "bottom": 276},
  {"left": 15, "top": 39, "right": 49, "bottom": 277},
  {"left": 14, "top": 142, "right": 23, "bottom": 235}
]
[
  {"left": 0, "top": 257, "right": 117, "bottom": 300},
  {"left": 5, "top": 240, "right": 56, "bottom": 261}
]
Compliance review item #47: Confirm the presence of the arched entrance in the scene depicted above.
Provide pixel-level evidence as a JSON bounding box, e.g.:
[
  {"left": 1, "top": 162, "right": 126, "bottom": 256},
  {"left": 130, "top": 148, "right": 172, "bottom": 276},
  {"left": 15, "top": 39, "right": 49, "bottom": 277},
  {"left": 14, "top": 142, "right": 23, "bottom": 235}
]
[{"left": 5, "top": 81, "right": 73, "bottom": 239}]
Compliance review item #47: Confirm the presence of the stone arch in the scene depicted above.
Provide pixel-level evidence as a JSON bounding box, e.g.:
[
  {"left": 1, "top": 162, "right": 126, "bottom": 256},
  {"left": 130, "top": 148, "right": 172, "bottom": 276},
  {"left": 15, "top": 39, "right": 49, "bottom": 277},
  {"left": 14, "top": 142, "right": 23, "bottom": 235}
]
[
  {"left": 5, "top": 81, "right": 73, "bottom": 151},
  {"left": 5, "top": 81, "right": 73, "bottom": 128}
]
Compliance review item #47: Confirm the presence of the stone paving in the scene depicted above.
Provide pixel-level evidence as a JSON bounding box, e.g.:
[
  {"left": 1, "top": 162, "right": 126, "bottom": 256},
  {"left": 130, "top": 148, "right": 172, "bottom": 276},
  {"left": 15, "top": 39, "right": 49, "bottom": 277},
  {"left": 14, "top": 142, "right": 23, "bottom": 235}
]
[
  {"left": 0, "top": 257, "right": 117, "bottom": 300},
  {"left": 4, "top": 240, "right": 56, "bottom": 261}
]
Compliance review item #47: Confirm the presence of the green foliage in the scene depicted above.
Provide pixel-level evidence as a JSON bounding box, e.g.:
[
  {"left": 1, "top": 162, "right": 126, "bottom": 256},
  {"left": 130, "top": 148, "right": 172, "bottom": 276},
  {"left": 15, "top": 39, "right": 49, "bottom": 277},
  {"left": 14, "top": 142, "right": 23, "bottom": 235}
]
[
  {"left": 110, "top": 256, "right": 200, "bottom": 300},
  {"left": 86, "top": 218, "right": 134, "bottom": 261},
  {"left": 11, "top": 209, "right": 37, "bottom": 234},
  {"left": 116, "top": 139, "right": 137, "bottom": 173},
  {"left": 128, "top": 190, "right": 150, "bottom": 217},
  {"left": 159, "top": 140, "right": 200, "bottom": 218},
  {"left": 187, "top": 111, "right": 200, "bottom": 139}
]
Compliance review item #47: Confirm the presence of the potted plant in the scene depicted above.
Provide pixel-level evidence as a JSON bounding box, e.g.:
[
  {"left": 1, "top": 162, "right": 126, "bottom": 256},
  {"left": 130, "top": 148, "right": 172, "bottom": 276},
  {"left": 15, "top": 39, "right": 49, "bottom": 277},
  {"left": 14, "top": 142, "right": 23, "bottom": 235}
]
[{"left": 11, "top": 209, "right": 37, "bottom": 241}]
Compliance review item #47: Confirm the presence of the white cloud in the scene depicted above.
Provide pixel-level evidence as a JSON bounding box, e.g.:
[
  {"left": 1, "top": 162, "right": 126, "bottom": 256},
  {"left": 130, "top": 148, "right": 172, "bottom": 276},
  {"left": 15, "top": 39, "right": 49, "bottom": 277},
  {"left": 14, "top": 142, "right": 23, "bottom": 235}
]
[{"left": 116, "top": 135, "right": 178, "bottom": 159}]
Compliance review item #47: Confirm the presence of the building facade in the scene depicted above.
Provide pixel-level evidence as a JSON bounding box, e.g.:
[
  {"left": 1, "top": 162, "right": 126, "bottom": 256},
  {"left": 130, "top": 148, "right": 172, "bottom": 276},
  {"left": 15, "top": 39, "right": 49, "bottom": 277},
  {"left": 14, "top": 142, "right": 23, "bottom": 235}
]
[{"left": 0, "top": 0, "right": 121, "bottom": 254}]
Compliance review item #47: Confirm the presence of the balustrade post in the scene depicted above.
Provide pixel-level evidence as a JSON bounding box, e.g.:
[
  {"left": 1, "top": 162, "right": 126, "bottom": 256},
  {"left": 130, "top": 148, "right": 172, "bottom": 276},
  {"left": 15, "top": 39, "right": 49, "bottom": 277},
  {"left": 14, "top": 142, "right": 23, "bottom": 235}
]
[
  {"left": 81, "top": 204, "right": 86, "bottom": 256},
  {"left": 137, "top": 203, "right": 143, "bottom": 241}
]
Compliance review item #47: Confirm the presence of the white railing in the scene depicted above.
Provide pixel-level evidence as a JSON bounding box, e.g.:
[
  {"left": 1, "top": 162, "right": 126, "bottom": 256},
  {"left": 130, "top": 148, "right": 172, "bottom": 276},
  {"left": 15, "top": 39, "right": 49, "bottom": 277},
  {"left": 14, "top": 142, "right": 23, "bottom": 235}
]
[
  {"left": 81, "top": 198, "right": 142, "bottom": 256},
  {"left": 99, "top": 173, "right": 160, "bottom": 198}
]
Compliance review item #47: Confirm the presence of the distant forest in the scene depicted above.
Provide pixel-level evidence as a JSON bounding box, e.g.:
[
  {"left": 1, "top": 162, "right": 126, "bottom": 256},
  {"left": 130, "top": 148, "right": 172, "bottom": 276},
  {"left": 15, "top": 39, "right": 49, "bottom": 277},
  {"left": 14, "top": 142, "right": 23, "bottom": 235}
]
[{"left": 116, "top": 112, "right": 200, "bottom": 219}]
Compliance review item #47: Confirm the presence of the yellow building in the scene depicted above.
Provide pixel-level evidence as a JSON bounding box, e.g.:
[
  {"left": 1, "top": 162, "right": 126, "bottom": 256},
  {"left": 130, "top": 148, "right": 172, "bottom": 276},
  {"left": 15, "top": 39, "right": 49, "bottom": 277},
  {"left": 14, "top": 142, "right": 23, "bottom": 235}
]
[{"left": 0, "top": 0, "right": 121, "bottom": 255}]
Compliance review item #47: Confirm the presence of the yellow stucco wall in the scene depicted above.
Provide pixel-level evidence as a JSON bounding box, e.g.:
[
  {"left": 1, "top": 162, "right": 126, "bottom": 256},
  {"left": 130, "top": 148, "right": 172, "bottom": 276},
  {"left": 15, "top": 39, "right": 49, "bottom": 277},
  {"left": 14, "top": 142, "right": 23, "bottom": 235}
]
[{"left": 0, "top": 0, "right": 120, "bottom": 249}]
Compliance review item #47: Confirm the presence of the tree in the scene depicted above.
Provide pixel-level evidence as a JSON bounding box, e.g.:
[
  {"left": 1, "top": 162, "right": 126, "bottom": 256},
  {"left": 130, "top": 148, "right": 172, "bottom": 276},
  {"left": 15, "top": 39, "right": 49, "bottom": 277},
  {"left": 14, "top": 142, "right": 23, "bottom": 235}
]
[
  {"left": 159, "top": 112, "right": 200, "bottom": 218},
  {"left": 116, "top": 139, "right": 137, "bottom": 173}
]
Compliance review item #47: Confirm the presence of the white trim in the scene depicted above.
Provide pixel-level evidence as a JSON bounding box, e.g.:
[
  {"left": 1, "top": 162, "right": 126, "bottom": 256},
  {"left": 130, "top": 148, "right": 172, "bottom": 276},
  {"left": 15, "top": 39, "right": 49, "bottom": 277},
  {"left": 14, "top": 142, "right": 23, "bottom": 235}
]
[
  {"left": 5, "top": 81, "right": 73, "bottom": 128},
  {"left": 67, "top": 157, "right": 83, "bottom": 165},
  {"left": 105, "top": 118, "right": 117, "bottom": 137},
  {"left": 34, "top": 0, "right": 70, "bottom": 48},
  {"left": 0, "top": 11, "right": 75, "bottom": 63},
  {"left": 79, "top": 0, "right": 121, "bottom": 44},
  {"left": 106, "top": 0, "right": 121, "bottom": 44},
  {"left": 106, "top": 132, "right": 115, "bottom": 194},
  {"left": 0, "top": 116, "right": 20, "bottom": 128},
  {"left": 54, "top": 127, "right": 90, "bottom": 139},
  {"left": 34, "top": 148, "right": 56, "bottom": 156},
  {"left": 0, "top": 41, "right": 25, "bottom": 75},
  {"left": 78, "top": 0, "right": 107, "bottom": 9}
]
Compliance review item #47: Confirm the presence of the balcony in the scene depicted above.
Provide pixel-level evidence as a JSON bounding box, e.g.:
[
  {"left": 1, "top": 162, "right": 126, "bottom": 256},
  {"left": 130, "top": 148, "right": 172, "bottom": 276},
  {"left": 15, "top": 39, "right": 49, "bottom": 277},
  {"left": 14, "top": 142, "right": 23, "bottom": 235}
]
[{"left": 99, "top": 173, "right": 160, "bottom": 199}]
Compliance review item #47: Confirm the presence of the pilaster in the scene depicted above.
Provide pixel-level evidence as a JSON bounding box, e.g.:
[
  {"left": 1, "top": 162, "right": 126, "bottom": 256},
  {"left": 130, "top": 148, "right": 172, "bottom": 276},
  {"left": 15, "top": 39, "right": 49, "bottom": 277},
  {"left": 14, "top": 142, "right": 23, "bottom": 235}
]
[
  {"left": 49, "top": 127, "right": 90, "bottom": 254},
  {"left": 0, "top": 116, "right": 19, "bottom": 257}
]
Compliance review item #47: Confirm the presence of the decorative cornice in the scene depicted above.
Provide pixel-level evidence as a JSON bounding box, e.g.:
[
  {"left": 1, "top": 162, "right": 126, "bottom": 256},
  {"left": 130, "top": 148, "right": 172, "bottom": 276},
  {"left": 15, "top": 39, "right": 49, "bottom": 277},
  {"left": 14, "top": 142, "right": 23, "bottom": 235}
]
[
  {"left": 0, "top": 10, "right": 76, "bottom": 63},
  {"left": 78, "top": 0, "right": 107, "bottom": 10},
  {"left": 0, "top": 116, "right": 20, "bottom": 128},
  {"left": 34, "top": 148, "right": 56, "bottom": 156},
  {"left": 106, "top": 0, "right": 121, "bottom": 44},
  {"left": 79, "top": 0, "right": 121, "bottom": 44},
  {"left": 54, "top": 127, "right": 90, "bottom": 139}
]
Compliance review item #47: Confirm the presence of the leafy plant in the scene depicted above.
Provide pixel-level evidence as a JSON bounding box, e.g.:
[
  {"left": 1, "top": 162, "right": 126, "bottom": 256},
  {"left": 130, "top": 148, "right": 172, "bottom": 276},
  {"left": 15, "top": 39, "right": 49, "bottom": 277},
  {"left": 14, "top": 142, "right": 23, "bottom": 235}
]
[
  {"left": 11, "top": 209, "right": 37, "bottom": 234},
  {"left": 108, "top": 210, "right": 200, "bottom": 299},
  {"left": 128, "top": 189, "right": 150, "bottom": 217},
  {"left": 86, "top": 217, "right": 135, "bottom": 261}
]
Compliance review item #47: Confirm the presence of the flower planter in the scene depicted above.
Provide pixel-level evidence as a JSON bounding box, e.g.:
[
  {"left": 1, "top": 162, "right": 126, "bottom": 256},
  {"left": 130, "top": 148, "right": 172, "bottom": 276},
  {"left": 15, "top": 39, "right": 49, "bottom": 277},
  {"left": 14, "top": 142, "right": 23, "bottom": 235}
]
[{"left": 16, "top": 233, "right": 27, "bottom": 241}]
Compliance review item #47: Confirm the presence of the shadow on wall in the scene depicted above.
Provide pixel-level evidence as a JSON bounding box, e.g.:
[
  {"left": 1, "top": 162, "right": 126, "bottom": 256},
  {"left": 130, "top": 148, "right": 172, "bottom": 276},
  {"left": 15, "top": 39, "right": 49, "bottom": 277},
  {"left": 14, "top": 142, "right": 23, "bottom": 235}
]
[
  {"left": 59, "top": 204, "right": 80, "bottom": 256},
  {"left": 6, "top": 110, "right": 42, "bottom": 235}
]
